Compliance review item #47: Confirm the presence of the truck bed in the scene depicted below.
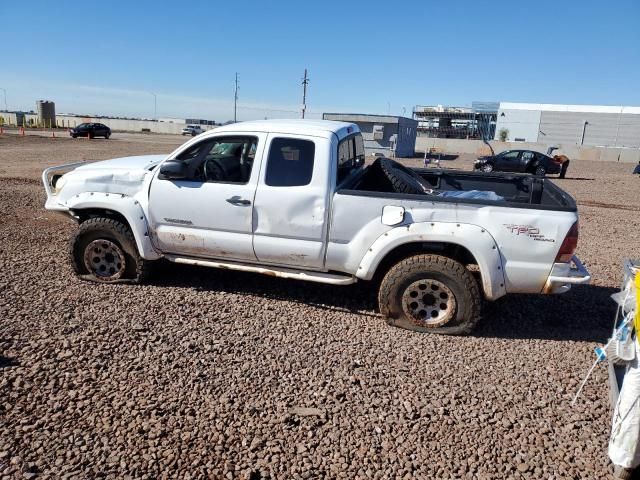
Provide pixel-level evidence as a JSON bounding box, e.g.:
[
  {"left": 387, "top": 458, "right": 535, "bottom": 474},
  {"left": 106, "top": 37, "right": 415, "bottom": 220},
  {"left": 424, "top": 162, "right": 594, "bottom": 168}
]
[{"left": 345, "top": 164, "right": 576, "bottom": 212}]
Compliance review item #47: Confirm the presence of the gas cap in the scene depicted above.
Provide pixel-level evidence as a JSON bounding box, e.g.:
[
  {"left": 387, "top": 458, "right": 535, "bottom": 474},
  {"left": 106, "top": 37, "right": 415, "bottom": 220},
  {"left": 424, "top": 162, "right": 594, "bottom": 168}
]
[{"left": 381, "top": 206, "right": 405, "bottom": 226}]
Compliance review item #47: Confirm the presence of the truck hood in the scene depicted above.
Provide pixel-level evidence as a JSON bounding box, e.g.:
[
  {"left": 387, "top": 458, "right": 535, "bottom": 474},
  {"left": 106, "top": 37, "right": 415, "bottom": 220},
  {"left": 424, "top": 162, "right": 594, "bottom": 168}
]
[
  {"left": 74, "top": 154, "right": 166, "bottom": 172},
  {"left": 56, "top": 154, "right": 167, "bottom": 199}
]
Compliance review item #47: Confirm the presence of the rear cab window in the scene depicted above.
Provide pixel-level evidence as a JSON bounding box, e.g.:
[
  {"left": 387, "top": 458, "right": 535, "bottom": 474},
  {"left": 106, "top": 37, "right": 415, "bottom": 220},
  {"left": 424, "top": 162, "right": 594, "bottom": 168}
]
[
  {"left": 337, "top": 134, "right": 365, "bottom": 184},
  {"left": 265, "top": 137, "right": 315, "bottom": 187}
]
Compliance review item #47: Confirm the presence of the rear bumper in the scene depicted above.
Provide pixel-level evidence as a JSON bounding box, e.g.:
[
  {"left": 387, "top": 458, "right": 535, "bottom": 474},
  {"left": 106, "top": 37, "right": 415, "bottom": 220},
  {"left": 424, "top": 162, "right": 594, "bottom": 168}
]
[{"left": 544, "top": 255, "right": 591, "bottom": 294}]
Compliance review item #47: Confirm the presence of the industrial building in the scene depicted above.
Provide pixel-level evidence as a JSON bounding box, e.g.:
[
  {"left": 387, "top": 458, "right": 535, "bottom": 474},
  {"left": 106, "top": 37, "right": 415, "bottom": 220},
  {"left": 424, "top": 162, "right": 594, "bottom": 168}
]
[
  {"left": 322, "top": 113, "right": 418, "bottom": 157},
  {"left": 36, "top": 100, "right": 56, "bottom": 127},
  {"left": 413, "top": 102, "right": 498, "bottom": 139},
  {"left": 495, "top": 102, "right": 640, "bottom": 148}
]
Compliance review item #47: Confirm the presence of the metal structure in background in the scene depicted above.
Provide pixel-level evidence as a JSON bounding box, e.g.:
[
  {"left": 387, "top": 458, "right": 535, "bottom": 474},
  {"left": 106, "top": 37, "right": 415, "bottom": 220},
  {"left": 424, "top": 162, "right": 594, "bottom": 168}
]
[
  {"left": 322, "top": 113, "right": 418, "bottom": 158},
  {"left": 36, "top": 100, "right": 56, "bottom": 127},
  {"left": 413, "top": 102, "right": 498, "bottom": 140}
]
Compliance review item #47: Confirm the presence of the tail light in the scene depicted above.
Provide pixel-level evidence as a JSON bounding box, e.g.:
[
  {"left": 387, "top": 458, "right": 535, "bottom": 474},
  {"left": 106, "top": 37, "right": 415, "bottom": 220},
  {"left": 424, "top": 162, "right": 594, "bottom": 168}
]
[{"left": 555, "top": 221, "right": 578, "bottom": 263}]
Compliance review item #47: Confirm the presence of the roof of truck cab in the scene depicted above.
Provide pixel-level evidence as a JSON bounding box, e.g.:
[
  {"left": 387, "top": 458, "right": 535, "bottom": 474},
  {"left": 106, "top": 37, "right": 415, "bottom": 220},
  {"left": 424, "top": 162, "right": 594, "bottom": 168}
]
[{"left": 205, "top": 119, "right": 359, "bottom": 140}]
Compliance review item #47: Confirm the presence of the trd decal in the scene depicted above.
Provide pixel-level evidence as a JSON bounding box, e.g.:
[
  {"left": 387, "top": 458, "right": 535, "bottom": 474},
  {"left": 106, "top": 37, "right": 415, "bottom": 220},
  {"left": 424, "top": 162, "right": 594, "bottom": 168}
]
[{"left": 504, "top": 224, "right": 555, "bottom": 242}]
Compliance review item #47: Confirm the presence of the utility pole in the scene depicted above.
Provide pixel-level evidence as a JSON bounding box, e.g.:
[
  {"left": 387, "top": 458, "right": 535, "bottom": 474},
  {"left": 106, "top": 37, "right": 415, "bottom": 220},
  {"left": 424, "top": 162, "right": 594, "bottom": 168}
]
[
  {"left": 234, "top": 73, "right": 239, "bottom": 123},
  {"left": 301, "top": 68, "right": 309, "bottom": 119}
]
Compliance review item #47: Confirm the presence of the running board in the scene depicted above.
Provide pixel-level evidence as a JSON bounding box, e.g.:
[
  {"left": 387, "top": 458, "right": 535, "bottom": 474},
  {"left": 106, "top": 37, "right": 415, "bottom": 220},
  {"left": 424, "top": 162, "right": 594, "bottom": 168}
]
[{"left": 165, "top": 255, "right": 357, "bottom": 285}]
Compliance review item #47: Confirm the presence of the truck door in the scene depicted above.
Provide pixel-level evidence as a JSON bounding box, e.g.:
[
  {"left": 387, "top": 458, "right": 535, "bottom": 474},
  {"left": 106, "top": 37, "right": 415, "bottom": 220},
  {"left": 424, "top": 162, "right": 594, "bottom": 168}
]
[
  {"left": 148, "top": 133, "right": 265, "bottom": 261},
  {"left": 252, "top": 134, "right": 331, "bottom": 269}
]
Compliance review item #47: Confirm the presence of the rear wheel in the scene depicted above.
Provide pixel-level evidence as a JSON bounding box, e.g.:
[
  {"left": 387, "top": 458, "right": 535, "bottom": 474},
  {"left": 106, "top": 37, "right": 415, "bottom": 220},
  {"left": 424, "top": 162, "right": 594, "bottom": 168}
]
[
  {"left": 105, "top": 132, "right": 110, "bottom": 139},
  {"left": 378, "top": 254, "right": 482, "bottom": 335},
  {"left": 535, "top": 165, "right": 546, "bottom": 176},
  {"left": 70, "top": 217, "right": 149, "bottom": 283}
]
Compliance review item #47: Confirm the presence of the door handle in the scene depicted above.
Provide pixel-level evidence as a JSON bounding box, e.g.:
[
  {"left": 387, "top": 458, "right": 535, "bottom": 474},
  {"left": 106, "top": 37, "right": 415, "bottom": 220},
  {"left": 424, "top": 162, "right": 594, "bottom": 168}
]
[{"left": 226, "top": 196, "right": 251, "bottom": 206}]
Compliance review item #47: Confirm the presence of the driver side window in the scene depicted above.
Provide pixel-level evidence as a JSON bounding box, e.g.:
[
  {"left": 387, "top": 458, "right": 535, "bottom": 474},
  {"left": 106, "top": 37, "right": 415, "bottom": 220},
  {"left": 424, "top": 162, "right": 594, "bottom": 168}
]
[
  {"left": 174, "top": 136, "right": 258, "bottom": 183},
  {"left": 501, "top": 151, "right": 520, "bottom": 161}
]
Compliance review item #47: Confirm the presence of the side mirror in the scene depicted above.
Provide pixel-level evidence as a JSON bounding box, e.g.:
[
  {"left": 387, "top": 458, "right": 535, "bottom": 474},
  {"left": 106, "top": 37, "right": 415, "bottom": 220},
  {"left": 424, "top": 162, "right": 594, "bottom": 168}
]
[{"left": 159, "top": 160, "right": 188, "bottom": 180}]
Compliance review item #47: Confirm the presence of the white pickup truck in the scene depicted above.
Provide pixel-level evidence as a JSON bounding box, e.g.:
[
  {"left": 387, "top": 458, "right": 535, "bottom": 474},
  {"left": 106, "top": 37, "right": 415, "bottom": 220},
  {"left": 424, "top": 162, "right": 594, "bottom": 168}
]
[{"left": 43, "top": 119, "right": 590, "bottom": 335}]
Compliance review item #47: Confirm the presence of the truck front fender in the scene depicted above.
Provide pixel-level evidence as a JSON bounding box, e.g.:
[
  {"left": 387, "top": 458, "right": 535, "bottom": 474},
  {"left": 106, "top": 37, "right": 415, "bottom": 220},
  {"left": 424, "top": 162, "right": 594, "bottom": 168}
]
[
  {"left": 64, "top": 192, "right": 161, "bottom": 260},
  {"left": 356, "top": 222, "right": 507, "bottom": 301}
]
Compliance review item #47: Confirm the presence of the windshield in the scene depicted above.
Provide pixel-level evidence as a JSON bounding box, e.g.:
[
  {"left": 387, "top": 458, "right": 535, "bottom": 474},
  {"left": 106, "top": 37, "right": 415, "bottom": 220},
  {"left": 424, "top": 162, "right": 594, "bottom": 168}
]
[
  {"left": 77, "top": 123, "right": 90, "bottom": 128},
  {"left": 209, "top": 143, "right": 238, "bottom": 155}
]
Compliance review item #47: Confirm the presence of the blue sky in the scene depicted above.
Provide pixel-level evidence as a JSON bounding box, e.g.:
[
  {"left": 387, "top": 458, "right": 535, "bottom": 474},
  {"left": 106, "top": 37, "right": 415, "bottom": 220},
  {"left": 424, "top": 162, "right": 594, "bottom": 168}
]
[{"left": 1, "top": 0, "right": 638, "bottom": 121}]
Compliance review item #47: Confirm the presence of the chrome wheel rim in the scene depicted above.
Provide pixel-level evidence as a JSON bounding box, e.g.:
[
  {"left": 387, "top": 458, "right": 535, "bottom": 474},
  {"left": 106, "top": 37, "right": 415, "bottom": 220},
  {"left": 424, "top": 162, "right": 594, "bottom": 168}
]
[
  {"left": 84, "top": 239, "right": 126, "bottom": 280},
  {"left": 401, "top": 279, "right": 456, "bottom": 327},
  {"left": 481, "top": 164, "right": 492, "bottom": 172}
]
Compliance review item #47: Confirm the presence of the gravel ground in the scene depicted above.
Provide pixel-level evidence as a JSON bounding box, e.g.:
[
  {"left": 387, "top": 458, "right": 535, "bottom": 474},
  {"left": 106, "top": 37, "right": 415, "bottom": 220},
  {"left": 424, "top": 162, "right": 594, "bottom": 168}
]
[{"left": 1, "top": 134, "right": 639, "bottom": 479}]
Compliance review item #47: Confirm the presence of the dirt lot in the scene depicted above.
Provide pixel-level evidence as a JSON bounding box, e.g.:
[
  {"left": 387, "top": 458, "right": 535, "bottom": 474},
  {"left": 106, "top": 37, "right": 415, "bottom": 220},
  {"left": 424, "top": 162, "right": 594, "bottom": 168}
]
[{"left": 1, "top": 133, "right": 639, "bottom": 479}]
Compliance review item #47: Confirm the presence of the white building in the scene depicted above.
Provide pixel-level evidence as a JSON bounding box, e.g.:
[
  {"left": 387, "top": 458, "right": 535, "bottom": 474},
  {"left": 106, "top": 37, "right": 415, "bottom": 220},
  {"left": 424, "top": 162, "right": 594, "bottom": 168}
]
[{"left": 495, "top": 102, "right": 640, "bottom": 148}]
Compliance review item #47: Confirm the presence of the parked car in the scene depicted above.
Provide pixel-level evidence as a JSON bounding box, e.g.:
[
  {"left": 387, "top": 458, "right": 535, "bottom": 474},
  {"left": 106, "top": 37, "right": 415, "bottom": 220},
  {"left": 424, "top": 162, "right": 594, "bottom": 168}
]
[
  {"left": 474, "top": 149, "right": 569, "bottom": 178},
  {"left": 69, "top": 123, "right": 111, "bottom": 139},
  {"left": 42, "top": 120, "right": 589, "bottom": 336},
  {"left": 181, "top": 125, "right": 204, "bottom": 136}
]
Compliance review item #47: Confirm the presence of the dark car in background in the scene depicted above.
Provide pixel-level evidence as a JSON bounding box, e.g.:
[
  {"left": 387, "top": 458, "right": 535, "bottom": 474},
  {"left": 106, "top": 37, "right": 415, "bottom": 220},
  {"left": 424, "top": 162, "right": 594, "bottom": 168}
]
[
  {"left": 69, "top": 123, "right": 111, "bottom": 139},
  {"left": 474, "top": 149, "right": 569, "bottom": 178}
]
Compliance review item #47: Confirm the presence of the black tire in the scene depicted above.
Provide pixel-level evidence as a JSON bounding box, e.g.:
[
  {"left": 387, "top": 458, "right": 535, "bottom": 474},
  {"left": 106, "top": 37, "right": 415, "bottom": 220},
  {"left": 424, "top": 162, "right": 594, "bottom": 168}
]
[
  {"left": 71, "top": 134, "right": 77, "bottom": 138},
  {"left": 534, "top": 165, "right": 546, "bottom": 177},
  {"left": 378, "top": 254, "right": 482, "bottom": 335},
  {"left": 70, "top": 217, "right": 149, "bottom": 284},
  {"left": 377, "top": 158, "right": 430, "bottom": 195},
  {"left": 105, "top": 132, "right": 110, "bottom": 139}
]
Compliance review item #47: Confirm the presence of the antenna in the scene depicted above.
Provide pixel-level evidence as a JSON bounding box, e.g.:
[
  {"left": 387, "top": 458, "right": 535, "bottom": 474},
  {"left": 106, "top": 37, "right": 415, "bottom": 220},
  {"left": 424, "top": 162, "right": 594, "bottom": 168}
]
[
  {"left": 301, "top": 69, "right": 309, "bottom": 119},
  {"left": 234, "top": 73, "right": 239, "bottom": 123}
]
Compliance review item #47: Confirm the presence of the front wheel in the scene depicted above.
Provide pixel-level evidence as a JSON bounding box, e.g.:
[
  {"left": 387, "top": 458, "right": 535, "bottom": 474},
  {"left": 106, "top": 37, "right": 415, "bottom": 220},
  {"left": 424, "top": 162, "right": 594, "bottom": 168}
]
[
  {"left": 70, "top": 217, "right": 149, "bottom": 283},
  {"left": 534, "top": 165, "right": 546, "bottom": 176},
  {"left": 480, "top": 163, "right": 494, "bottom": 173},
  {"left": 378, "top": 254, "right": 482, "bottom": 335},
  {"left": 105, "top": 133, "right": 110, "bottom": 139}
]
